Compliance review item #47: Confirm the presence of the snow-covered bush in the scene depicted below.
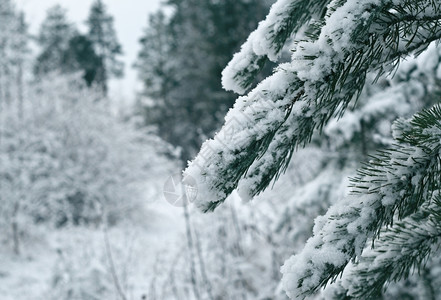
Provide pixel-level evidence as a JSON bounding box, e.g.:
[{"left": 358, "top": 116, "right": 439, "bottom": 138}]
[{"left": 0, "top": 73, "right": 170, "bottom": 253}]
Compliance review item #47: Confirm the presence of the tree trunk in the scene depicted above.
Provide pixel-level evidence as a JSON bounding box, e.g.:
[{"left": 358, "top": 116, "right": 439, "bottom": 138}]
[{"left": 12, "top": 201, "right": 20, "bottom": 255}]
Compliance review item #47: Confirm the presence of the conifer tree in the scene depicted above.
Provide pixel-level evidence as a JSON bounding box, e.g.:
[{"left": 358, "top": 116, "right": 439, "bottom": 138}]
[
  {"left": 34, "top": 5, "right": 104, "bottom": 88},
  {"left": 135, "top": 0, "right": 272, "bottom": 161},
  {"left": 62, "top": 34, "right": 103, "bottom": 87},
  {"left": 34, "top": 5, "right": 74, "bottom": 76},
  {"left": 86, "top": 0, "right": 123, "bottom": 95},
  {"left": 134, "top": 10, "right": 179, "bottom": 154},
  {"left": 184, "top": 0, "right": 441, "bottom": 298},
  {"left": 0, "top": 0, "right": 29, "bottom": 106},
  {"left": 0, "top": 0, "right": 29, "bottom": 255}
]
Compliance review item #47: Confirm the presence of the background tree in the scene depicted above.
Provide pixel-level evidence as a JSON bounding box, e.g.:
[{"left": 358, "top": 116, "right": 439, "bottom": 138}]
[
  {"left": 62, "top": 34, "right": 103, "bottom": 87},
  {"left": 34, "top": 5, "right": 105, "bottom": 88},
  {"left": 0, "top": 0, "right": 29, "bottom": 107},
  {"left": 34, "top": 5, "right": 75, "bottom": 76},
  {"left": 0, "top": 0, "right": 30, "bottom": 255},
  {"left": 135, "top": 0, "right": 274, "bottom": 162},
  {"left": 134, "top": 10, "right": 179, "bottom": 155},
  {"left": 86, "top": 0, "right": 123, "bottom": 95}
]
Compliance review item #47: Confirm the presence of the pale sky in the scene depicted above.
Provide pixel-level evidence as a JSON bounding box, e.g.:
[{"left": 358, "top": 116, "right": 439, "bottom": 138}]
[{"left": 15, "top": 0, "right": 163, "bottom": 103}]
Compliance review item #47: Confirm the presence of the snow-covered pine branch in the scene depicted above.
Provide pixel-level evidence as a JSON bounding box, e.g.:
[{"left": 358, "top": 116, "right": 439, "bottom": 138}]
[
  {"left": 184, "top": 0, "right": 441, "bottom": 212},
  {"left": 325, "top": 197, "right": 441, "bottom": 299},
  {"left": 281, "top": 105, "right": 441, "bottom": 298},
  {"left": 221, "top": 0, "right": 330, "bottom": 94}
]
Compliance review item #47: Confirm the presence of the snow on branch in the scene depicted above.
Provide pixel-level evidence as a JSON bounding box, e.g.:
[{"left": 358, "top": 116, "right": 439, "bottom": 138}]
[
  {"left": 330, "top": 197, "right": 441, "bottom": 299},
  {"left": 280, "top": 105, "right": 441, "bottom": 298},
  {"left": 184, "top": 0, "right": 441, "bottom": 213},
  {"left": 221, "top": 0, "right": 330, "bottom": 94}
]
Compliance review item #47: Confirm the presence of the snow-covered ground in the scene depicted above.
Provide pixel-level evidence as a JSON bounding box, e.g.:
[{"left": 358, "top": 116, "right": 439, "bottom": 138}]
[{"left": 0, "top": 196, "right": 185, "bottom": 300}]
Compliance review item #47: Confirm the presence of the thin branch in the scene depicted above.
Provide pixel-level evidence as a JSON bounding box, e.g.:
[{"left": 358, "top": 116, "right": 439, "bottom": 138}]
[{"left": 103, "top": 218, "right": 128, "bottom": 300}]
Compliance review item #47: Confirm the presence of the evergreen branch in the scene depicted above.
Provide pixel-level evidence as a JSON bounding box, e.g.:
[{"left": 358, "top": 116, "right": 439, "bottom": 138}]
[
  {"left": 334, "top": 199, "right": 441, "bottom": 299},
  {"left": 221, "top": 0, "right": 331, "bottom": 94},
  {"left": 185, "top": 0, "right": 441, "bottom": 213},
  {"left": 280, "top": 105, "right": 441, "bottom": 299},
  {"left": 388, "top": 13, "right": 441, "bottom": 25},
  {"left": 391, "top": 30, "right": 441, "bottom": 59}
]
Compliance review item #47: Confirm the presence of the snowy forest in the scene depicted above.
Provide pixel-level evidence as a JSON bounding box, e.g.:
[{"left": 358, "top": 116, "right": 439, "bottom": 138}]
[{"left": 2, "top": 0, "right": 441, "bottom": 299}]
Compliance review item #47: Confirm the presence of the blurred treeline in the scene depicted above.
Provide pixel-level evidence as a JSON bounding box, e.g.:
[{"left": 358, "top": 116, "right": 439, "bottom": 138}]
[
  {"left": 33, "top": 1, "right": 123, "bottom": 94},
  {"left": 0, "top": 0, "right": 169, "bottom": 254}
]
